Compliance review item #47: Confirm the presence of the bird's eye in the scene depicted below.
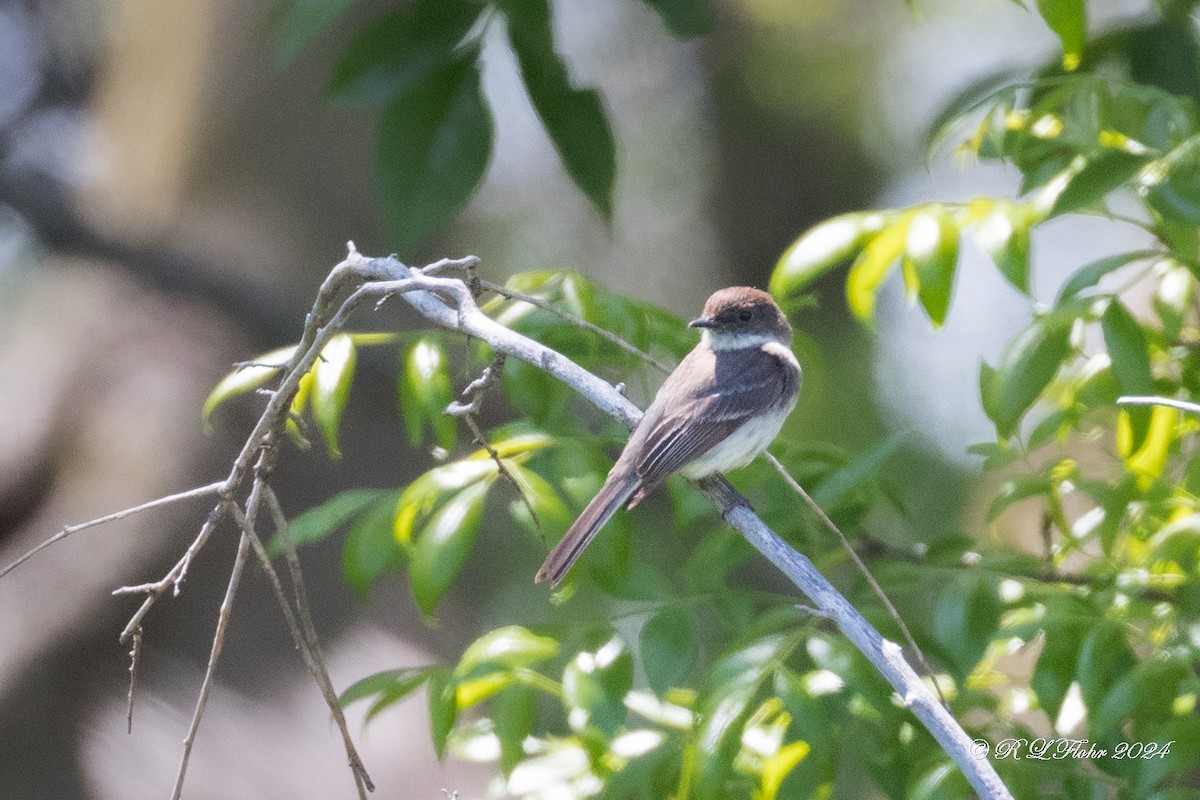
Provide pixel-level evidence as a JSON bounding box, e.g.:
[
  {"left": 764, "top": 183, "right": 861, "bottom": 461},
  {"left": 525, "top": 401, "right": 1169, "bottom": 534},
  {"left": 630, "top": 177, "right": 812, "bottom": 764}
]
[{"left": 738, "top": 309, "right": 753, "bottom": 322}]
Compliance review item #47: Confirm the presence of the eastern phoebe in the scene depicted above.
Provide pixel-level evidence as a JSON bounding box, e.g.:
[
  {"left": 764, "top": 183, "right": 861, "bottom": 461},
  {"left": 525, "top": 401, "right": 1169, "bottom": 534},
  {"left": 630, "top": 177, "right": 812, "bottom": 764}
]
[{"left": 535, "top": 287, "right": 801, "bottom": 586}]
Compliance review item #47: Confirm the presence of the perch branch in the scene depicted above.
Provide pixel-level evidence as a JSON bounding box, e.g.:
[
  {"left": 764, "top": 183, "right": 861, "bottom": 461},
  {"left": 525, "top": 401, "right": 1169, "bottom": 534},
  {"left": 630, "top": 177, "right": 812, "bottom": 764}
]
[{"left": 326, "top": 248, "right": 1010, "bottom": 799}]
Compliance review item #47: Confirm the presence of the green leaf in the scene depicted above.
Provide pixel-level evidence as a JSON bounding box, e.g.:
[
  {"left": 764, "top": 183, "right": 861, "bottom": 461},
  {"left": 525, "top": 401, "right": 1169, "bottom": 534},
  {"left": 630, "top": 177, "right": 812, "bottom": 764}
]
[
  {"left": 1030, "top": 602, "right": 1089, "bottom": 719},
  {"left": 455, "top": 625, "right": 560, "bottom": 679},
  {"left": 339, "top": 666, "right": 433, "bottom": 722},
  {"left": 1034, "top": 0, "right": 1086, "bottom": 70},
  {"left": 903, "top": 208, "right": 960, "bottom": 326},
  {"left": 271, "top": 0, "right": 358, "bottom": 67},
  {"left": 1092, "top": 660, "right": 1188, "bottom": 739},
  {"left": 326, "top": 0, "right": 481, "bottom": 102},
  {"left": 562, "top": 636, "right": 634, "bottom": 738},
  {"left": 770, "top": 213, "right": 885, "bottom": 301},
  {"left": 341, "top": 492, "right": 405, "bottom": 594},
  {"left": 845, "top": 215, "right": 909, "bottom": 324},
  {"left": 639, "top": 607, "right": 700, "bottom": 695},
  {"left": 1050, "top": 150, "right": 1148, "bottom": 217},
  {"left": 640, "top": 0, "right": 714, "bottom": 37},
  {"left": 408, "top": 478, "right": 492, "bottom": 618},
  {"left": 692, "top": 634, "right": 792, "bottom": 800},
  {"left": 377, "top": 53, "right": 492, "bottom": 254},
  {"left": 988, "top": 471, "right": 1052, "bottom": 521},
  {"left": 934, "top": 573, "right": 1000, "bottom": 679},
  {"left": 504, "top": 0, "right": 616, "bottom": 219},
  {"left": 810, "top": 434, "right": 906, "bottom": 513},
  {"left": 399, "top": 337, "right": 456, "bottom": 450},
  {"left": 312, "top": 334, "right": 357, "bottom": 457},
  {"left": 1101, "top": 299, "right": 1155, "bottom": 448},
  {"left": 980, "top": 312, "right": 1075, "bottom": 439},
  {"left": 1075, "top": 620, "right": 1135, "bottom": 712},
  {"left": 1055, "top": 250, "right": 1159, "bottom": 304},
  {"left": 1146, "top": 142, "right": 1200, "bottom": 226},
  {"left": 427, "top": 667, "right": 458, "bottom": 758},
  {"left": 974, "top": 203, "right": 1032, "bottom": 294},
  {"left": 279, "top": 488, "right": 393, "bottom": 552},
  {"left": 492, "top": 684, "right": 536, "bottom": 774},
  {"left": 202, "top": 345, "right": 296, "bottom": 433}
]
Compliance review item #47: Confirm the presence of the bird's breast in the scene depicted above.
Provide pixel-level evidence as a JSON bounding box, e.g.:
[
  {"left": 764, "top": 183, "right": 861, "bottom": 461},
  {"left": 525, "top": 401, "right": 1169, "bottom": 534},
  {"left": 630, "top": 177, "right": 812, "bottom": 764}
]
[{"left": 678, "top": 404, "right": 794, "bottom": 478}]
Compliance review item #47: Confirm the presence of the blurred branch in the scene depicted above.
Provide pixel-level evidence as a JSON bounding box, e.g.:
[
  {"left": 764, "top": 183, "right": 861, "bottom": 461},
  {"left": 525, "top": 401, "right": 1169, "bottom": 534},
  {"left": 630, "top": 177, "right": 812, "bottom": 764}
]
[
  {"left": 0, "top": 171, "right": 296, "bottom": 342},
  {"left": 1118, "top": 395, "right": 1200, "bottom": 414}
]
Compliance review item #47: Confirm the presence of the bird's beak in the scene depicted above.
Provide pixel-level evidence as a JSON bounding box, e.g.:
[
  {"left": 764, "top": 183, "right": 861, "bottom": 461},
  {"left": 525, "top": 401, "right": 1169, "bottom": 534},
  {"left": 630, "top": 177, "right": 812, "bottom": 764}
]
[{"left": 688, "top": 316, "right": 717, "bottom": 329}]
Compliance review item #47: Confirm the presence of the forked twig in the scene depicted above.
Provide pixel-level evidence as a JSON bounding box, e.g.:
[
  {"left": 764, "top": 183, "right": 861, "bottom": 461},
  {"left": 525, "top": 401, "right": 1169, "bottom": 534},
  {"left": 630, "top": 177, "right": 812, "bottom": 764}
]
[{"left": 444, "top": 353, "right": 540, "bottom": 527}]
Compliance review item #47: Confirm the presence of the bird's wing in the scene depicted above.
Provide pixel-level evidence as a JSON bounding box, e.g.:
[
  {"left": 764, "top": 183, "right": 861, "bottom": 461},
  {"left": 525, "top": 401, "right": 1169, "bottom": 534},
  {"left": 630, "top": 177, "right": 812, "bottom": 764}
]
[{"left": 632, "top": 345, "right": 793, "bottom": 492}]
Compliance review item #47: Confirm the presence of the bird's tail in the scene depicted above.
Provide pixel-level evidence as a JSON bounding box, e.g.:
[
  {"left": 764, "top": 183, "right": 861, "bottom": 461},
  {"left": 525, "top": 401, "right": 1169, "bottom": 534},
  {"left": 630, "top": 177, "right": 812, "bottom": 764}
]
[{"left": 535, "top": 474, "right": 638, "bottom": 586}]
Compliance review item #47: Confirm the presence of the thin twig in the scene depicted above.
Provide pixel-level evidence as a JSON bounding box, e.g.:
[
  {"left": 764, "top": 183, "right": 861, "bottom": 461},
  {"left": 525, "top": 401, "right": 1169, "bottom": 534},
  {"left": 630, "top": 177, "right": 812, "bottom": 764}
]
[
  {"left": 126, "top": 627, "right": 142, "bottom": 735},
  {"left": 236, "top": 493, "right": 374, "bottom": 797},
  {"left": 1117, "top": 395, "right": 1200, "bottom": 414},
  {"left": 263, "top": 488, "right": 323, "bottom": 658},
  {"left": 464, "top": 413, "right": 540, "bottom": 529},
  {"left": 444, "top": 353, "right": 506, "bottom": 416},
  {"left": 443, "top": 354, "right": 541, "bottom": 527},
  {"left": 762, "top": 452, "right": 949, "bottom": 709},
  {"left": 0, "top": 482, "right": 224, "bottom": 579},
  {"left": 478, "top": 278, "right": 673, "bottom": 374},
  {"left": 171, "top": 525, "right": 250, "bottom": 800}
]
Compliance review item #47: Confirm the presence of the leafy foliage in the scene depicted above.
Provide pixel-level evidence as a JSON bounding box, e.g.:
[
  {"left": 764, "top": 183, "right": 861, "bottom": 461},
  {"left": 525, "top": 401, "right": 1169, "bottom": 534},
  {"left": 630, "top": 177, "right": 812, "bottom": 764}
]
[
  {"left": 273, "top": 0, "right": 676, "bottom": 252},
  {"left": 226, "top": 0, "right": 1200, "bottom": 796}
]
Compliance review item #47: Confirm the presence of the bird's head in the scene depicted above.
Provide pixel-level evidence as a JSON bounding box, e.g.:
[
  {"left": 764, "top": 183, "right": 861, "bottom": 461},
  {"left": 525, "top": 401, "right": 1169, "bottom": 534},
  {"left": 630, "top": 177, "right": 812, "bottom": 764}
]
[{"left": 688, "top": 287, "right": 792, "bottom": 350}]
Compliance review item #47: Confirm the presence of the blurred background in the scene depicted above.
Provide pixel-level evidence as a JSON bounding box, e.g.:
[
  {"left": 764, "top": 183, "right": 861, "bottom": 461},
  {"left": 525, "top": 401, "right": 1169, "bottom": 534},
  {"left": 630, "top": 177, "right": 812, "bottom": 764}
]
[{"left": 0, "top": 0, "right": 1159, "bottom": 797}]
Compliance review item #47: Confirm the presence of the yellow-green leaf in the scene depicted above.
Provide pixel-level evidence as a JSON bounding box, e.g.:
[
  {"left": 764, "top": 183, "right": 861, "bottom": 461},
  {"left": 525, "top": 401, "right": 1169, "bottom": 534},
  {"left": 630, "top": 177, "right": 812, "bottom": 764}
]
[
  {"left": 760, "top": 740, "right": 810, "bottom": 800},
  {"left": 1120, "top": 404, "right": 1178, "bottom": 488},
  {"left": 455, "top": 625, "right": 560, "bottom": 679},
  {"left": 399, "top": 337, "right": 455, "bottom": 450},
  {"left": 845, "top": 215, "right": 910, "bottom": 325},
  {"left": 409, "top": 478, "right": 493, "bottom": 618},
  {"left": 770, "top": 213, "right": 885, "bottom": 301},
  {"left": 202, "top": 345, "right": 296, "bottom": 433},
  {"left": 312, "top": 334, "right": 357, "bottom": 457},
  {"left": 903, "top": 207, "right": 960, "bottom": 327}
]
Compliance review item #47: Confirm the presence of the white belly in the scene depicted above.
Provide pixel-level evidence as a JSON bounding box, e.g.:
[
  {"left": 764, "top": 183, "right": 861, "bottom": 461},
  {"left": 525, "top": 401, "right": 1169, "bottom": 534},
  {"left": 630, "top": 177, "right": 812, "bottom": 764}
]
[{"left": 678, "top": 405, "right": 793, "bottom": 478}]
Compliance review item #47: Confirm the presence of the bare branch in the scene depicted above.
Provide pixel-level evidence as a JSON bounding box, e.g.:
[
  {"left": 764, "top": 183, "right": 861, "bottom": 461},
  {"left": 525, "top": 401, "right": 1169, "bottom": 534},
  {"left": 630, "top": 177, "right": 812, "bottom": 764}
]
[
  {"left": 234, "top": 493, "right": 374, "bottom": 797},
  {"left": 126, "top": 627, "right": 142, "bottom": 735},
  {"left": 0, "top": 481, "right": 224, "bottom": 579},
  {"left": 4, "top": 247, "right": 1011, "bottom": 799},
  {"left": 171, "top": 525, "right": 251, "bottom": 800}
]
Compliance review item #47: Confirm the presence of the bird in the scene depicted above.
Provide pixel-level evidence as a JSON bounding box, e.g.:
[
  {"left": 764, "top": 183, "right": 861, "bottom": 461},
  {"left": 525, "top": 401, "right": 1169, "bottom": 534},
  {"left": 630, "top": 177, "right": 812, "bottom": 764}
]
[{"left": 535, "top": 286, "right": 801, "bottom": 586}]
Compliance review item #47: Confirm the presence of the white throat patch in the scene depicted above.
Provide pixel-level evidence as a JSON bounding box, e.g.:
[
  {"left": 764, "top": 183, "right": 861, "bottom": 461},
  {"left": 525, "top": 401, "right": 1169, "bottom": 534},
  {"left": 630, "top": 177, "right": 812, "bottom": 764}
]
[{"left": 700, "top": 329, "right": 778, "bottom": 351}]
